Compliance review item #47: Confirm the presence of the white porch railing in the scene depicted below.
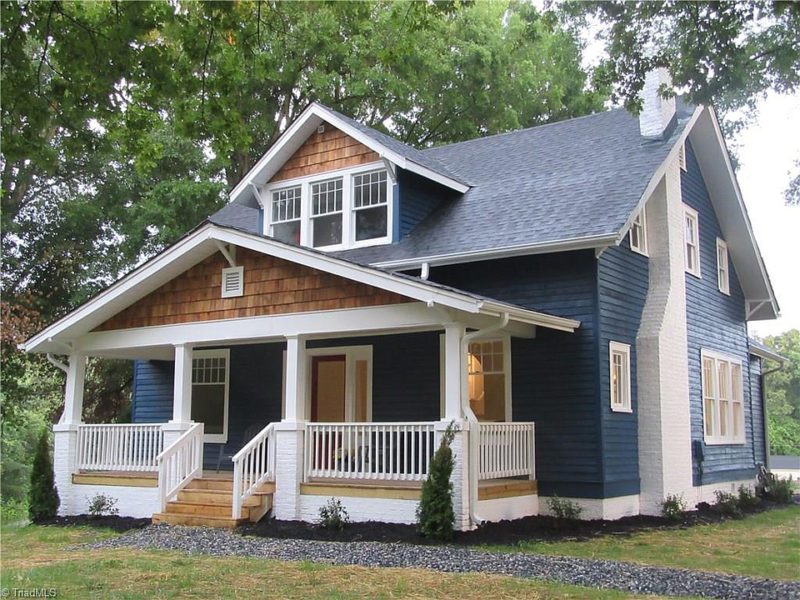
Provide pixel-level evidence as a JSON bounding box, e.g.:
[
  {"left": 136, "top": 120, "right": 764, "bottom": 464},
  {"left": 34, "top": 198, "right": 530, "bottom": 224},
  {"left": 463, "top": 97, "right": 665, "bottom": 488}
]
[
  {"left": 76, "top": 424, "right": 164, "bottom": 472},
  {"left": 231, "top": 423, "right": 275, "bottom": 520},
  {"left": 305, "top": 422, "right": 436, "bottom": 482},
  {"left": 156, "top": 422, "right": 204, "bottom": 511},
  {"left": 477, "top": 422, "right": 536, "bottom": 480}
]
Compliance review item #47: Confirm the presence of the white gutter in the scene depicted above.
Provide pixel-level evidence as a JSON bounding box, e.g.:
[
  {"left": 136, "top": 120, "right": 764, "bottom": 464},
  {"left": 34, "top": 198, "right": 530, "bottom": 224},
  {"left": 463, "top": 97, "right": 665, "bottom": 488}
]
[{"left": 461, "top": 312, "right": 510, "bottom": 528}]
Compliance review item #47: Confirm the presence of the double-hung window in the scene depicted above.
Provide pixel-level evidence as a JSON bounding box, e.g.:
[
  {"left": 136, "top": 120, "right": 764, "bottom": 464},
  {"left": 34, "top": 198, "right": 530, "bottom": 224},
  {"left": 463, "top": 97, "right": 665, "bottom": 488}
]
[
  {"left": 629, "top": 207, "right": 648, "bottom": 255},
  {"left": 684, "top": 205, "right": 701, "bottom": 277},
  {"left": 467, "top": 339, "right": 510, "bottom": 422},
  {"left": 311, "top": 178, "right": 344, "bottom": 248},
  {"left": 701, "top": 350, "right": 744, "bottom": 444},
  {"left": 352, "top": 170, "right": 388, "bottom": 241},
  {"left": 270, "top": 186, "right": 302, "bottom": 244},
  {"left": 609, "top": 341, "right": 632, "bottom": 412},
  {"left": 716, "top": 238, "right": 730, "bottom": 295}
]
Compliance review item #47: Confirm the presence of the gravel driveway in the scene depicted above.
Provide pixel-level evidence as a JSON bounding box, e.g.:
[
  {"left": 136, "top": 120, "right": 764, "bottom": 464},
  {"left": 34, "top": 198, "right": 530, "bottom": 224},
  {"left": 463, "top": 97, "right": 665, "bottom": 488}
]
[{"left": 88, "top": 525, "right": 800, "bottom": 599}]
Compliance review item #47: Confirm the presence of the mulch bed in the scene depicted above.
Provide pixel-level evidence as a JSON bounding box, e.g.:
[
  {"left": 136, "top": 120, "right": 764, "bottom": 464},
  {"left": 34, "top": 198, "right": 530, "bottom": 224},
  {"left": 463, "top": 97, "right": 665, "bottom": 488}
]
[
  {"left": 238, "top": 497, "right": 793, "bottom": 546},
  {"left": 35, "top": 515, "right": 151, "bottom": 533}
]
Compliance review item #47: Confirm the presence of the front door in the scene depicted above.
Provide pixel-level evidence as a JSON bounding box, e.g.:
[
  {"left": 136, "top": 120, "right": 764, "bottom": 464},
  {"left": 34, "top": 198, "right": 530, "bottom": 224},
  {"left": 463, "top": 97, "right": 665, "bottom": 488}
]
[{"left": 311, "top": 355, "right": 346, "bottom": 422}]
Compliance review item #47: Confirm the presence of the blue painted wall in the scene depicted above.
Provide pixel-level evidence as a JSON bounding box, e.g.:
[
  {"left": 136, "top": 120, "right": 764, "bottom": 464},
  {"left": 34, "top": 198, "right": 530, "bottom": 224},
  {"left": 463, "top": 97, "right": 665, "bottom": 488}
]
[
  {"left": 683, "top": 140, "right": 758, "bottom": 485},
  {"left": 132, "top": 361, "right": 174, "bottom": 423},
  {"left": 432, "top": 251, "right": 609, "bottom": 498},
  {"left": 749, "top": 355, "right": 767, "bottom": 467},
  {"left": 596, "top": 235, "right": 649, "bottom": 496},
  {"left": 397, "top": 169, "right": 454, "bottom": 238}
]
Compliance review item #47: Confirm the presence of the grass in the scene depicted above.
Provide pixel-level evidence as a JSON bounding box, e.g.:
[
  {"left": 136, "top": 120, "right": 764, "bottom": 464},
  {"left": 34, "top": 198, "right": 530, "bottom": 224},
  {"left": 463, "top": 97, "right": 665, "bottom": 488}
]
[
  {"left": 0, "top": 525, "right": 667, "bottom": 599},
  {"left": 487, "top": 505, "right": 800, "bottom": 581}
]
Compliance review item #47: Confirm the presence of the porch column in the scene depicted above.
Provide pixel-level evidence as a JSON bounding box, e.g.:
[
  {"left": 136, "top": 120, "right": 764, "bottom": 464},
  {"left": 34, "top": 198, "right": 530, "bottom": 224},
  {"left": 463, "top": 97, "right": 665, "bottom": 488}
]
[
  {"left": 284, "top": 334, "right": 308, "bottom": 422},
  {"left": 274, "top": 334, "right": 307, "bottom": 521},
  {"left": 63, "top": 353, "right": 87, "bottom": 425},
  {"left": 53, "top": 353, "right": 87, "bottom": 515},
  {"left": 443, "top": 323, "right": 465, "bottom": 420},
  {"left": 171, "top": 343, "right": 193, "bottom": 424}
]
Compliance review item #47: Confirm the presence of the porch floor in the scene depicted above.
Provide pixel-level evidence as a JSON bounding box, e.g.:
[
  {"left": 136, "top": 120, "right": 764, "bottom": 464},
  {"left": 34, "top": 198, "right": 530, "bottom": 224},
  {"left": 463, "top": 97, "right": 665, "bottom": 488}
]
[{"left": 301, "top": 477, "right": 537, "bottom": 501}]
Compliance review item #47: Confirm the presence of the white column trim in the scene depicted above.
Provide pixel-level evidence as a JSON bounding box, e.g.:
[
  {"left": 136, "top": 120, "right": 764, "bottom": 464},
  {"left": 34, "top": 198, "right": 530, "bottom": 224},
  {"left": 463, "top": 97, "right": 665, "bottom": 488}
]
[
  {"left": 171, "top": 343, "right": 194, "bottom": 424},
  {"left": 443, "top": 323, "right": 465, "bottom": 420},
  {"left": 63, "top": 354, "right": 87, "bottom": 425},
  {"left": 284, "top": 335, "right": 308, "bottom": 422}
]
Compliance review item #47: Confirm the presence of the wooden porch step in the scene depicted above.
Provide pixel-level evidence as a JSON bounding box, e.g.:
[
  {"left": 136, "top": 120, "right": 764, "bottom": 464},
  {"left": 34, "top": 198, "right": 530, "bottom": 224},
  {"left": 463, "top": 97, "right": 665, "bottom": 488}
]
[
  {"left": 164, "top": 501, "right": 251, "bottom": 519},
  {"left": 152, "top": 512, "right": 245, "bottom": 529},
  {"left": 176, "top": 489, "right": 261, "bottom": 507},
  {"left": 185, "top": 479, "right": 234, "bottom": 492}
]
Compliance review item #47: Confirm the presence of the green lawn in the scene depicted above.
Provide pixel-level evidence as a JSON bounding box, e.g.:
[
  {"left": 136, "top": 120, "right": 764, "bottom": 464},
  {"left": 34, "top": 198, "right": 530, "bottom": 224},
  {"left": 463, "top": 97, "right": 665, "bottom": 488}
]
[
  {"left": 487, "top": 505, "right": 800, "bottom": 581},
  {"left": 0, "top": 525, "right": 663, "bottom": 600}
]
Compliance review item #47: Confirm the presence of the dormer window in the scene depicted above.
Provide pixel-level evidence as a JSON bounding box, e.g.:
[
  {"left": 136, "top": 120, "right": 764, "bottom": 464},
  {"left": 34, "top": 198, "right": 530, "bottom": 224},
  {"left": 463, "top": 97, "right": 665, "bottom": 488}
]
[
  {"left": 264, "top": 163, "right": 392, "bottom": 250},
  {"left": 270, "top": 186, "right": 302, "bottom": 244}
]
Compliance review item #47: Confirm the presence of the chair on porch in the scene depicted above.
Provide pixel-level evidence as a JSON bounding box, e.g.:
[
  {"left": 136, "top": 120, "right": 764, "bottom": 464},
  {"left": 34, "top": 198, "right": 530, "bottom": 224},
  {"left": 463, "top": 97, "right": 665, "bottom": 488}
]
[{"left": 215, "top": 423, "right": 265, "bottom": 473}]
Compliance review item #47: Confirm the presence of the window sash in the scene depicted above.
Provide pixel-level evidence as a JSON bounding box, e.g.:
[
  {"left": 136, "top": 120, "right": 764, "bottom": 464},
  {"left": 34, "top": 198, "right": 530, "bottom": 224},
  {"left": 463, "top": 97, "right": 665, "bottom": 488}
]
[
  {"left": 717, "top": 239, "right": 729, "bottom": 294},
  {"left": 609, "top": 342, "right": 631, "bottom": 412},
  {"left": 467, "top": 339, "right": 508, "bottom": 422},
  {"left": 701, "top": 351, "right": 744, "bottom": 444},
  {"left": 271, "top": 186, "right": 302, "bottom": 224},
  {"left": 630, "top": 208, "right": 647, "bottom": 254},
  {"left": 353, "top": 170, "right": 388, "bottom": 209},
  {"left": 684, "top": 207, "right": 700, "bottom": 275}
]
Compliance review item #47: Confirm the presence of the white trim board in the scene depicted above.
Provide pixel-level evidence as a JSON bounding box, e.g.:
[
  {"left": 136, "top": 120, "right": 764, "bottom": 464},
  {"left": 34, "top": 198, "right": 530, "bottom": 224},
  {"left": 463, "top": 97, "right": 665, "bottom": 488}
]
[{"left": 23, "top": 224, "right": 579, "bottom": 354}]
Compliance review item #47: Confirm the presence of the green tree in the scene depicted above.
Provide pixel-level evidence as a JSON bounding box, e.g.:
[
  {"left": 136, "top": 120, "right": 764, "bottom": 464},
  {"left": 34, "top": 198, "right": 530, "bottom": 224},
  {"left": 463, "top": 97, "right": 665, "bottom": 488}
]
[
  {"left": 417, "top": 425, "right": 456, "bottom": 540},
  {"left": 28, "top": 429, "right": 60, "bottom": 522},
  {"left": 761, "top": 330, "right": 800, "bottom": 455}
]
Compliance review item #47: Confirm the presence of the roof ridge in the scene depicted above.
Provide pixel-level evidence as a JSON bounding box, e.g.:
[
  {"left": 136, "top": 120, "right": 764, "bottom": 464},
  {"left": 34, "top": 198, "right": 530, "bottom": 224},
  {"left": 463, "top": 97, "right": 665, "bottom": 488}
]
[{"left": 422, "top": 107, "right": 628, "bottom": 154}]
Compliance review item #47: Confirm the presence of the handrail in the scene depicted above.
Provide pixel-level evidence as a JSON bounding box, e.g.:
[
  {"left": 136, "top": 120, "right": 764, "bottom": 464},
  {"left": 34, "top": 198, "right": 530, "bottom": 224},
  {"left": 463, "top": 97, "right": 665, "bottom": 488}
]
[
  {"left": 232, "top": 423, "right": 275, "bottom": 520},
  {"left": 157, "top": 422, "right": 204, "bottom": 512}
]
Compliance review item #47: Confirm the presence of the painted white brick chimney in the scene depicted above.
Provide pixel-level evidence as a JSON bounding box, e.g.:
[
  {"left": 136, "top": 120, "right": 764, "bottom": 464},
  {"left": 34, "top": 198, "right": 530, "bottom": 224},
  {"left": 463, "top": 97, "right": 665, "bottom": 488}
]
[{"left": 639, "top": 68, "right": 676, "bottom": 137}]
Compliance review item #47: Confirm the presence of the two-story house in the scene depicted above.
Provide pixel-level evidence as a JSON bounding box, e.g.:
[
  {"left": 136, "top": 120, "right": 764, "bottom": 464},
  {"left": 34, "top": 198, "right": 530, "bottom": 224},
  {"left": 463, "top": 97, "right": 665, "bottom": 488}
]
[{"left": 24, "top": 69, "right": 779, "bottom": 528}]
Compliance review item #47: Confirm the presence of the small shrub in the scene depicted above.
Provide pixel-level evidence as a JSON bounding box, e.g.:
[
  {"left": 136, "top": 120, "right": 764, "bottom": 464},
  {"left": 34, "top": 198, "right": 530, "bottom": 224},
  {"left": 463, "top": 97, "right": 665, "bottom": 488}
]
[
  {"left": 661, "top": 493, "right": 687, "bottom": 521},
  {"left": 713, "top": 490, "right": 742, "bottom": 517},
  {"left": 737, "top": 485, "right": 760, "bottom": 509},
  {"left": 28, "top": 429, "right": 60, "bottom": 523},
  {"left": 417, "top": 423, "right": 456, "bottom": 540},
  {"left": 318, "top": 497, "right": 349, "bottom": 530},
  {"left": 87, "top": 494, "right": 119, "bottom": 517},
  {"left": 0, "top": 498, "right": 29, "bottom": 524},
  {"left": 547, "top": 495, "right": 583, "bottom": 520},
  {"left": 760, "top": 471, "right": 794, "bottom": 504}
]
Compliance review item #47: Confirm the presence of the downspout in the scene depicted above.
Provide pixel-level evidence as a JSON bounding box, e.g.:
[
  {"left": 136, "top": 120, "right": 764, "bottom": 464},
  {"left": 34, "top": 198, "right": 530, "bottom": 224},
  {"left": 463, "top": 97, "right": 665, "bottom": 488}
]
[
  {"left": 462, "top": 312, "right": 510, "bottom": 528},
  {"left": 46, "top": 354, "right": 70, "bottom": 424},
  {"left": 760, "top": 360, "right": 785, "bottom": 471}
]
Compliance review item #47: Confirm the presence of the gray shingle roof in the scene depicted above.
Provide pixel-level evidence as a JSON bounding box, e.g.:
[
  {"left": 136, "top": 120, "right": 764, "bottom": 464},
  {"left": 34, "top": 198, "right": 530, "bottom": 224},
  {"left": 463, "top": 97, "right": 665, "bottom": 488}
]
[{"left": 211, "top": 101, "right": 696, "bottom": 267}]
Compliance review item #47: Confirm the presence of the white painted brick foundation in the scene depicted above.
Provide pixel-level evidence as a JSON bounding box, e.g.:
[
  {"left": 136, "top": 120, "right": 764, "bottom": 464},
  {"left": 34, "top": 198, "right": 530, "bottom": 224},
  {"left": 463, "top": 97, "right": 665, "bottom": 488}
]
[
  {"left": 272, "top": 422, "right": 305, "bottom": 521},
  {"left": 539, "top": 494, "right": 640, "bottom": 521},
  {"left": 477, "top": 495, "right": 538, "bottom": 523},
  {"left": 299, "top": 495, "right": 419, "bottom": 524}
]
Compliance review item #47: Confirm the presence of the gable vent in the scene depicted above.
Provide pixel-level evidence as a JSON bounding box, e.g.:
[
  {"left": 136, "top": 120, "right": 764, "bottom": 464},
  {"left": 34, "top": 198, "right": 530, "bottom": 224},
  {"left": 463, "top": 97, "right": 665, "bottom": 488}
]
[{"left": 221, "top": 266, "right": 244, "bottom": 298}]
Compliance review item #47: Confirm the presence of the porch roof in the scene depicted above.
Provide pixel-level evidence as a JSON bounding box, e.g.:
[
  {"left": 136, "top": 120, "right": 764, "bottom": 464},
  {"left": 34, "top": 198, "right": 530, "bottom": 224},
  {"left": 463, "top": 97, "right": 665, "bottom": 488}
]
[{"left": 23, "top": 223, "right": 580, "bottom": 355}]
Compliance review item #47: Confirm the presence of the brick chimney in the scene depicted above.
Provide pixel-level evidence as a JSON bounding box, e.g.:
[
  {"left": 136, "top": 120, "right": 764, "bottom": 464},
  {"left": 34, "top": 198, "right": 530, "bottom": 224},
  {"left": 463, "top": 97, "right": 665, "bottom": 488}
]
[{"left": 639, "top": 67, "right": 676, "bottom": 138}]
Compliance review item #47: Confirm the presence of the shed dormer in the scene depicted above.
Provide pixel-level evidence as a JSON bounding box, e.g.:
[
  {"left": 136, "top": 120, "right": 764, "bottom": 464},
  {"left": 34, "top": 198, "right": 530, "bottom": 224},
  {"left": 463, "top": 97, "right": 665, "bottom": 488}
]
[{"left": 228, "top": 103, "right": 469, "bottom": 252}]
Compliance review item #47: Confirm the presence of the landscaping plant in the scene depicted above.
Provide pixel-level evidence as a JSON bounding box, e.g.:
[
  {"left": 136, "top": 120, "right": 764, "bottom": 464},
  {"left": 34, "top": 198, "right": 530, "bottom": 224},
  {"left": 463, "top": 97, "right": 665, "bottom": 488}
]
[
  {"left": 547, "top": 495, "right": 583, "bottom": 521},
  {"left": 762, "top": 472, "right": 795, "bottom": 504},
  {"left": 28, "top": 429, "right": 59, "bottom": 522},
  {"left": 87, "top": 494, "right": 119, "bottom": 517},
  {"left": 737, "top": 485, "right": 760, "bottom": 509},
  {"left": 661, "top": 493, "right": 687, "bottom": 521},
  {"left": 417, "top": 423, "right": 456, "bottom": 540},
  {"left": 318, "top": 497, "right": 350, "bottom": 530},
  {"left": 713, "top": 490, "right": 742, "bottom": 517}
]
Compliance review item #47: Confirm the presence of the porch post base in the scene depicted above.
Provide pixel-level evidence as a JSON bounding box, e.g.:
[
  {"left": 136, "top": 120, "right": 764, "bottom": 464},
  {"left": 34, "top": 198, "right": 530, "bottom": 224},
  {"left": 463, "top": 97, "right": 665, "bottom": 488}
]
[
  {"left": 162, "top": 421, "right": 193, "bottom": 449},
  {"left": 273, "top": 421, "right": 306, "bottom": 521},
  {"left": 52, "top": 423, "right": 80, "bottom": 517}
]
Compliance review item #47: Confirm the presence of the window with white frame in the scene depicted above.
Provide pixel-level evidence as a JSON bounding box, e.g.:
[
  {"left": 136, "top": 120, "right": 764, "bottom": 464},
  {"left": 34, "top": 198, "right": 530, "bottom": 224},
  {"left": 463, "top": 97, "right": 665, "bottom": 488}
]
[
  {"left": 716, "top": 238, "right": 730, "bottom": 295},
  {"left": 609, "top": 341, "right": 632, "bottom": 412},
  {"left": 352, "top": 170, "right": 388, "bottom": 241},
  {"left": 270, "top": 186, "right": 302, "bottom": 244},
  {"left": 678, "top": 143, "right": 687, "bottom": 171},
  {"left": 191, "top": 349, "right": 230, "bottom": 443},
  {"left": 629, "top": 207, "right": 648, "bottom": 255},
  {"left": 701, "top": 350, "right": 744, "bottom": 444},
  {"left": 684, "top": 205, "right": 701, "bottom": 276},
  {"left": 311, "top": 178, "right": 344, "bottom": 248},
  {"left": 263, "top": 165, "right": 392, "bottom": 250},
  {"left": 467, "top": 339, "right": 509, "bottom": 422}
]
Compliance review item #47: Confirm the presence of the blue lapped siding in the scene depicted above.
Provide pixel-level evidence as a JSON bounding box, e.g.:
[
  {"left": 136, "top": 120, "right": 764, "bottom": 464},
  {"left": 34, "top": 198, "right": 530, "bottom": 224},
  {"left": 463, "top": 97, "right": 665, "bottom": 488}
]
[
  {"left": 432, "top": 251, "right": 608, "bottom": 498},
  {"left": 132, "top": 361, "right": 174, "bottom": 423},
  {"left": 683, "top": 140, "right": 757, "bottom": 485},
  {"left": 397, "top": 169, "right": 453, "bottom": 238},
  {"left": 597, "top": 236, "right": 649, "bottom": 496}
]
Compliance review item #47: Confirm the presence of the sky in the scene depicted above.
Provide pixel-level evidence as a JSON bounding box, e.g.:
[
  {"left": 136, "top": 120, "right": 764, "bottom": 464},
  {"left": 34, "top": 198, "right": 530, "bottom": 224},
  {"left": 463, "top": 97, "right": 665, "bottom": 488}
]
[{"left": 734, "top": 92, "right": 800, "bottom": 339}]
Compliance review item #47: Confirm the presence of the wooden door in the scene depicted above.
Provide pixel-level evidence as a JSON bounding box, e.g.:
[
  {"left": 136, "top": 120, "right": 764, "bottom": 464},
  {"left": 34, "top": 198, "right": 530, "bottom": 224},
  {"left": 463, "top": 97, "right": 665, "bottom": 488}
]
[{"left": 311, "top": 355, "right": 346, "bottom": 422}]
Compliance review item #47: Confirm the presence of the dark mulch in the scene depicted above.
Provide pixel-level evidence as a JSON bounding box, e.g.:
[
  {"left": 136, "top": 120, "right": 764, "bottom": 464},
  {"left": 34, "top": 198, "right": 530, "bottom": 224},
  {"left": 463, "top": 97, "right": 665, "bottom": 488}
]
[
  {"left": 238, "top": 498, "right": 793, "bottom": 546},
  {"left": 34, "top": 514, "right": 151, "bottom": 533}
]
